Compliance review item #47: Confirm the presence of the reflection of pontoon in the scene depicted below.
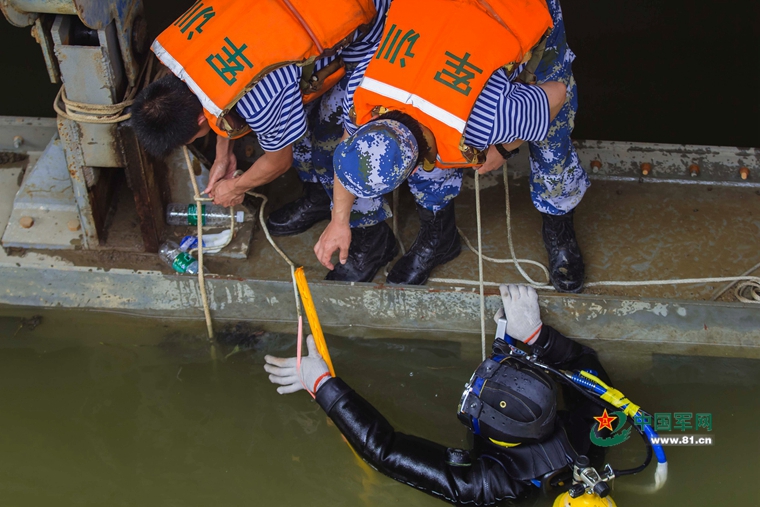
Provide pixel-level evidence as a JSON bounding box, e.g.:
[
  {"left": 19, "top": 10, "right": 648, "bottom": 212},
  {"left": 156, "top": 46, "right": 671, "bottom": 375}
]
[{"left": 0, "top": 0, "right": 758, "bottom": 360}]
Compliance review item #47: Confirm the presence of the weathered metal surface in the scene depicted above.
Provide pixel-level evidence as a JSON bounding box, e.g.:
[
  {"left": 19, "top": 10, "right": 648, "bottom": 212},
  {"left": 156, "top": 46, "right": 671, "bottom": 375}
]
[
  {"left": 57, "top": 117, "right": 96, "bottom": 247},
  {"left": 470, "top": 140, "right": 760, "bottom": 192},
  {"left": 0, "top": 0, "right": 38, "bottom": 27},
  {"left": 72, "top": 0, "right": 144, "bottom": 87},
  {"left": 0, "top": 117, "right": 57, "bottom": 152},
  {"left": 119, "top": 124, "right": 167, "bottom": 253},
  {"left": 78, "top": 123, "right": 124, "bottom": 168},
  {"left": 0, "top": 136, "right": 83, "bottom": 249},
  {"left": 3, "top": 0, "right": 144, "bottom": 87},
  {"left": 575, "top": 140, "right": 760, "bottom": 187},
  {"left": 0, "top": 264, "right": 756, "bottom": 358},
  {"left": 52, "top": 16, "right": 123, "bottom": 105},
  {"left": 3, "top": 135, "right": 75, "bottom": 212},
  {"left": 31, "top": 16, "right": 61, "bottom": 83},
  {"left": 6, "top": 0, "right": 76, "bottom": 16}
]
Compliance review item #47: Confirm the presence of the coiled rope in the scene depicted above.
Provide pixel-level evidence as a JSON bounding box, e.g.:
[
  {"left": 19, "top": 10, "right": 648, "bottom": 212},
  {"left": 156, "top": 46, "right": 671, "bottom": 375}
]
[{"left": 53, "top": 57, "right": 155, "bottom": 124}]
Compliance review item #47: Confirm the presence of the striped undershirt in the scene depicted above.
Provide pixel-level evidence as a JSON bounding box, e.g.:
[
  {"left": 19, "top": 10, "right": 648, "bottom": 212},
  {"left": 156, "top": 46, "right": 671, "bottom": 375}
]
[
  {"left": 342, "top": 46, "right": 550, "bottom": 150},
  {"left": 234, "top": 0, "right": 390, "bottom": 152}
]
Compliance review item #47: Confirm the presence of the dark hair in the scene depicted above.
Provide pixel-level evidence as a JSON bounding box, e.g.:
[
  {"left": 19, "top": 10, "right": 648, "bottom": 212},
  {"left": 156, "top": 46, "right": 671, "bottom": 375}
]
[
  {"left": 373, "top": 110, "right": 430, "bottom": 167},
  {"left": 131, "top": 74, "right": 204, "bottom": 158}
]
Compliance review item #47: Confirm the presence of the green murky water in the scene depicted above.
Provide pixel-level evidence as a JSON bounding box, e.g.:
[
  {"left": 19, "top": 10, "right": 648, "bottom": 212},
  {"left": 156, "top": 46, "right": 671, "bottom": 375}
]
[{"left": 0, "top": 308, "right": 758, "bottom": 506}]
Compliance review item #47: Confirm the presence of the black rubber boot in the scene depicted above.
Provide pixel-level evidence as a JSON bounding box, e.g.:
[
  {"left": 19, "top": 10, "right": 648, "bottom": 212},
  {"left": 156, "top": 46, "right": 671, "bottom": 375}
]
[
  {"left": 265, "top": 182, "right": 332, "bottom": 236},
  {"left": 325, "top": 221, "right": 398, "bottom": 283},
  {"left": 386, "top": 204, "right": 461, "bottom": 286},
  {"left": 541, "top": 210, "right": 585, "bottom": 293}
]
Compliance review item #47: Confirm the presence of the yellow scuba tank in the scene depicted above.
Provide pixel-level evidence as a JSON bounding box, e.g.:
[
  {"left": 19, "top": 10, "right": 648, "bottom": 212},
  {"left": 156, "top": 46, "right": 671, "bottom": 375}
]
[
  {"left": 553, "top": 491, "right": 617, "bottom": 507},
  {"left": 553, "top": 456, "right": 617, "bottom": 507}
]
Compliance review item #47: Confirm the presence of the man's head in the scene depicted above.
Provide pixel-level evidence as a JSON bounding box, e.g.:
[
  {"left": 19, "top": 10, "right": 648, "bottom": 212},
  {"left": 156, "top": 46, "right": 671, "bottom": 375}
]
[
  {"left": 131, "top": 74, "right": 211, "bottom": 158},
  {"left": 333, "top": 110, "right": 431, "bottom": 198},
  {"left": 458, "top": 350, "right": 557, "bottom": 447}
]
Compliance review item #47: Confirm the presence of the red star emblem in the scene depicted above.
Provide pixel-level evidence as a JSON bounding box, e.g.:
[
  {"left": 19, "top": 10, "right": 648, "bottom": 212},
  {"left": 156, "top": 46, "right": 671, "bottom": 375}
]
[{"left": 594, "top": 409, "right": 617, "bottom": 432}]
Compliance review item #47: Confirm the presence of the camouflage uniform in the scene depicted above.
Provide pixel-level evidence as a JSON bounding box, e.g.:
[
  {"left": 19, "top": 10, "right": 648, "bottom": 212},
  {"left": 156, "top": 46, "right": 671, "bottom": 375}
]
[
  {"left": 291, "top": 73, "right": 393, "bottom": 228},
  {"left": 526, "top": 0, "right": 589, "bottom": 215},
  {"left": 333, "top": 119, "right": 462, "bottom": 228},
  {"left": 306, "top": 0, "right": 584, "bottom": 226}
]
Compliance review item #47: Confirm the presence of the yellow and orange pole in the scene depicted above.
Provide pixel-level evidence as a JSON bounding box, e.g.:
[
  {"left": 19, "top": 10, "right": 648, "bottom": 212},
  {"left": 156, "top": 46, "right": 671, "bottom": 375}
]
[{"left": 294, "top": 267, "right": 335, "bottom": 376}]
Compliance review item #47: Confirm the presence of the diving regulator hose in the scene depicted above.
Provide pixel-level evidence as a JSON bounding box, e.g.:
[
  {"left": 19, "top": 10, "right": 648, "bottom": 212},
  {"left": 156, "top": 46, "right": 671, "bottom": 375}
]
[{"left": 497, "top": 338, "right": 668, "bottom": 492}]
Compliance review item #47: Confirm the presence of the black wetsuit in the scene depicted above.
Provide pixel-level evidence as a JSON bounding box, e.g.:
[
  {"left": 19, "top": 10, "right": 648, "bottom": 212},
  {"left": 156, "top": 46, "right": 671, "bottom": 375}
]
[{"left": 315, "top": 326, "right": 609, "bottom": 506}]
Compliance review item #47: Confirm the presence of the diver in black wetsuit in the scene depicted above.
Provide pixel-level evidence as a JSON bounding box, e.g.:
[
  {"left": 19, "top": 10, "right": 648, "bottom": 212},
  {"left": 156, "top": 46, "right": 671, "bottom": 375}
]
[{"left": 264, "top": 285, "right": 611, "bottom": 505}]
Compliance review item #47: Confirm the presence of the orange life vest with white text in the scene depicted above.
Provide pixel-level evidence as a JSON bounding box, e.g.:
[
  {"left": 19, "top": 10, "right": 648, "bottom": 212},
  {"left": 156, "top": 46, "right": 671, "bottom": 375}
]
[
  {"left": 352, "top": 0, "right": 552, "bottom": 168},
  {"left": 153, "top": 0, "right": 377, "bottom": 139}
]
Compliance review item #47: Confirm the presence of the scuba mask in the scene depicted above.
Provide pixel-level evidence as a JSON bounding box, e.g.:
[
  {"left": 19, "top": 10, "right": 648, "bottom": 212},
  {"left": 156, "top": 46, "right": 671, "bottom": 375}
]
[{"left": 457, "top": 349, "right": 557, "bottom": 447}]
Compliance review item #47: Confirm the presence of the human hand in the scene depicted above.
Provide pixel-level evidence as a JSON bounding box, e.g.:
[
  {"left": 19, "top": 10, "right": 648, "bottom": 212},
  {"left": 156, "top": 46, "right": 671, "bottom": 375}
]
[
  {"left": 264, "top": 335, "right": 332, "bottom": 394},
  {"left": 476, "top": 145, "right": 506, "bottom": 175},
  {"left": 205, "top": 151, "right": 237, "bottom": 196},
  {"left": 314, "top": 220, "right": 351, "bottom": 270},
  {"left": 495, "top": 284, "right": 542, "bottom": 344},
  {"left": 211, "top": 177, "right": 245, "bottom": 207}
]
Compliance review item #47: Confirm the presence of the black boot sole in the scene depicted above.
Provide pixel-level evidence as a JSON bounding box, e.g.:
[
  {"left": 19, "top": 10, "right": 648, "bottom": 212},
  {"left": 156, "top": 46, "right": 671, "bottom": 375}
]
[{"left": 549, "top": 277, "right": 584, "bottom": 294}]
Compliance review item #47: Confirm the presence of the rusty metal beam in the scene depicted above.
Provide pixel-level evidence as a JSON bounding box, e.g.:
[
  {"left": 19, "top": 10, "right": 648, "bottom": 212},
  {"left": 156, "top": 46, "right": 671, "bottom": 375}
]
[{"left": 119, "top": 124, "right": 169, "bottom": 253}]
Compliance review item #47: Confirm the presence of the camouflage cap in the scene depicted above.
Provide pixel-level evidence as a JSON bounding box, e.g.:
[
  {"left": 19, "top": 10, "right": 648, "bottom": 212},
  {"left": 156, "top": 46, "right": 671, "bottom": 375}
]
[{"left": 333, "top": 119, "right": 418, "bottom": 198}]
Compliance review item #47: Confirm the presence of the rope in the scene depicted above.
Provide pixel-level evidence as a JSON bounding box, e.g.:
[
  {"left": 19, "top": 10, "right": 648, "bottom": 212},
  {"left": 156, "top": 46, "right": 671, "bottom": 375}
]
[
  {"left": 428, "top": 162, "right": 760, "bottom": 305},
  {"left": 183, "top": 147, "right": 216, "bottom": 340},
  {"left": 53, "top": 56, "right": 154, "bottom": 124},
  {"left": 474, "top": 172, "right": 487, "bottom": 361},
  {"left": 246, "top": 190, "right": 302, "bottom": 318},
  {"left": 181, "top": 147, "right": 304, "bottom": 339},
  {"left": 710, "top": 261, "right": 760, "bottom": 302}
]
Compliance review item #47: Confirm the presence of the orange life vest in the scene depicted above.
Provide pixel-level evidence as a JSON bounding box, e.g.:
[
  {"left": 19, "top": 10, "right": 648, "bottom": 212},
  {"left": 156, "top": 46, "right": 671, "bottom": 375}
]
[
  {"left": 153, "top": 0, "right": 377, "bottom": 139},
  {"left": 353, "top": 0, "right": 552, "bottom": 168}
]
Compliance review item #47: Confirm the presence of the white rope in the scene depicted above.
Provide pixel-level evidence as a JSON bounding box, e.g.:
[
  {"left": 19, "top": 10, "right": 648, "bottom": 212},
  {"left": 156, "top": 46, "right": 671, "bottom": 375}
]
[
  {"left": 54, "top": 57, "right": 154, "bottom": 124},
  {"left": 429, "top": 162, "right": 760, "bottom": 305},
  {"left": 246, "top": 191, "right": 302, "bottom": 317},
  {"left": 181, "top": 149, "right": 302, "bottom": 341},
  {"left": 183, "top": 147, "right": 216, "bottom": 340},
  {"left": 710, "top": 261, "right": 760, "bottom": 302},
  {"left": 474, "top": 172, "right": 487, "bottom": 361}
]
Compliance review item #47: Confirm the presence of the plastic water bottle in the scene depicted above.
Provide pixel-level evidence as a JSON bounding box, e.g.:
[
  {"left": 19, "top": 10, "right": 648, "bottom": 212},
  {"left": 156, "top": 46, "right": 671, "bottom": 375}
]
[
  {"left": 159, "top": 241, "right": 198, "bottom": 274},
  {"left": 166, "top": 203, "right": 244, "bottom": 226},
  {"left": 178, "top": 229, "right": 233, "bottom": 254}
]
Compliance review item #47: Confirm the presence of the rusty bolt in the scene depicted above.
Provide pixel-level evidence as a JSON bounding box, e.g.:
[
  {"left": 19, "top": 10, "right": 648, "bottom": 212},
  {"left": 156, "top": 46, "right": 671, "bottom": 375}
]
[
  {"left": 67, "top": 220, "right": 81, "bottom": 232},
  {"left": 739, "top": 167, "right": 750, "bottom": 180},
  {"left": 19, "top": 216, "right": 34, "bottom": 229},
  {"left": 590, "top": 160, "right": 602, "bottom": 170},
  {"left": 689, "top": 164, "right": 700, "bottom": 177},
  {"left": 641, "top": 162, "right": 652, "bottom": 176},
  {"left": 13, "top": 136, "right": 23, "bottom": 149}
]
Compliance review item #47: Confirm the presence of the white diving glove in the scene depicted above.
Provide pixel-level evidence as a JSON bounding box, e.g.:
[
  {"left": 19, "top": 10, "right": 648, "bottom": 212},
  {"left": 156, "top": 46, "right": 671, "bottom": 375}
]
[
  {"left": 493, "top": 284, "right": 543, "bottom": 345},
  {"left": 264, "top": 335, "right": 332, "bottom": 395}
]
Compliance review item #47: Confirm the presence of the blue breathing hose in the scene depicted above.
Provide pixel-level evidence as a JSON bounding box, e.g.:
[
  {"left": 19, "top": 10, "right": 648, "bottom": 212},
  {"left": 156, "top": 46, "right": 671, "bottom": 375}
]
[
  {"left": 570, "top": 372, "right": 667, "bottom": 464},
  {"left": 496, "top": 335, "right": 667, "bottom": 467}
]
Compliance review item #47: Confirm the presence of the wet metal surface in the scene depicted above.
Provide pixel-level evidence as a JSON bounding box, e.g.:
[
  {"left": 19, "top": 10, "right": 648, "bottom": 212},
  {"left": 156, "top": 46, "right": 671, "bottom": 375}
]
[{"left": 0, "top": 264, "right": 757, "bottom": 359}]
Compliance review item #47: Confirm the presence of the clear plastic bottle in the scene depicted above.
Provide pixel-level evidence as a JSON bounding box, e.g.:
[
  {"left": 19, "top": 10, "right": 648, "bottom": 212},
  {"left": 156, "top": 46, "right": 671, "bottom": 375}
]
[
  {"left": 166, "top": 203, "right": 244, "bottom": 226},
  {"left": 159, "top": 241, "right": 199, "bottom": 275}
]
